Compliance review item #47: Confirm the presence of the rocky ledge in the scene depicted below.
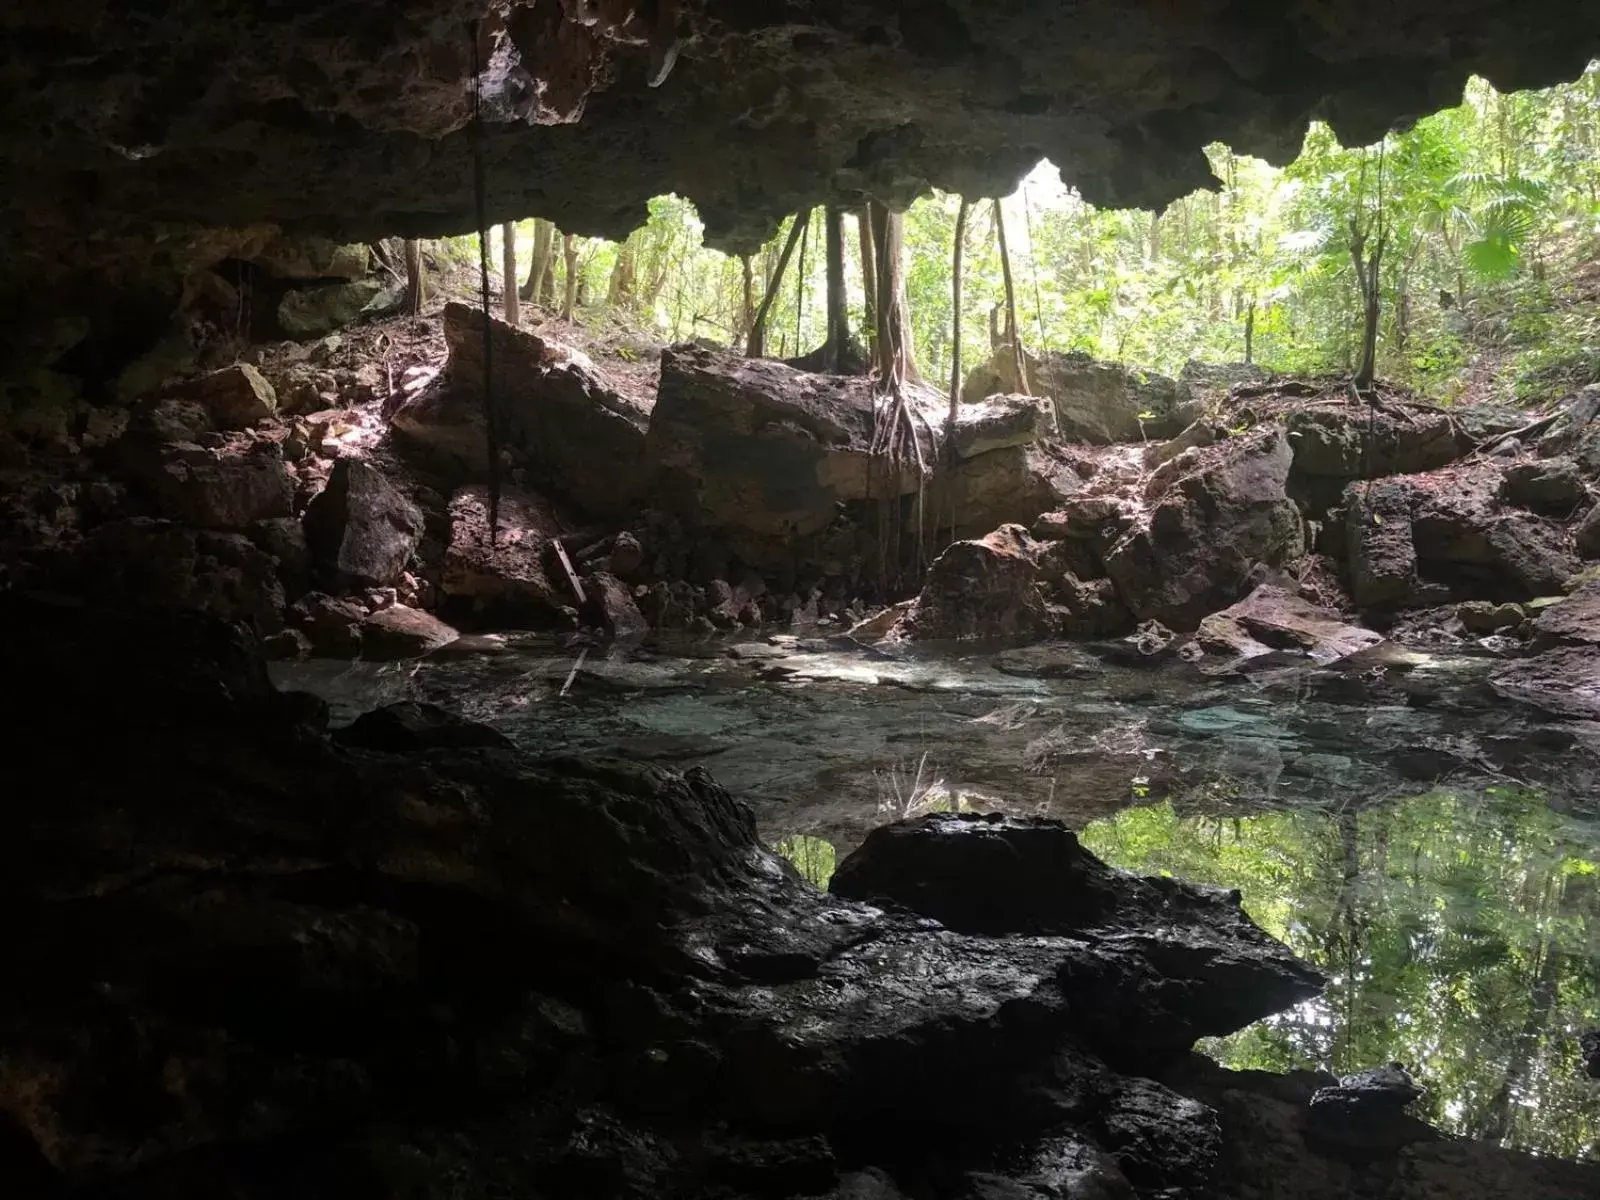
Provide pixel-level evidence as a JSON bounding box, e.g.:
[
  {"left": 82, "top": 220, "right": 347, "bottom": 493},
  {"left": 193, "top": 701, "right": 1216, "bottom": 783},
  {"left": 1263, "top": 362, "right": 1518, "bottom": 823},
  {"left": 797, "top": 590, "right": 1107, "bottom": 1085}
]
[{"left": 1, "top": 591, "right": 1595, "bottom": 1199}]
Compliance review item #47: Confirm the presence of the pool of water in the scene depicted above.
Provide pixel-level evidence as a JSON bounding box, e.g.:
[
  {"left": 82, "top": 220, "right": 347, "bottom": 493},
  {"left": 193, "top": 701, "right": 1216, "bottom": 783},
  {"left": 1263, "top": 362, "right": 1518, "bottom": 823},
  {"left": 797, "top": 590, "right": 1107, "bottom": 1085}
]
[{"left": 273, "top": 632, "right": 1600, "bottom": 1159}]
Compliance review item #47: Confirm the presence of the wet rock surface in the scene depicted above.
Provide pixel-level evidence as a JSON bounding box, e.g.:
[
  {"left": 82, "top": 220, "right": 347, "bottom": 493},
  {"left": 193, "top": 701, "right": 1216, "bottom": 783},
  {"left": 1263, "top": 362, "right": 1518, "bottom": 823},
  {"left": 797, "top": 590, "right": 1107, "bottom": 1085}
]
[{"left": 5, "top": 594, "right": 1595, "bottom": 1200}]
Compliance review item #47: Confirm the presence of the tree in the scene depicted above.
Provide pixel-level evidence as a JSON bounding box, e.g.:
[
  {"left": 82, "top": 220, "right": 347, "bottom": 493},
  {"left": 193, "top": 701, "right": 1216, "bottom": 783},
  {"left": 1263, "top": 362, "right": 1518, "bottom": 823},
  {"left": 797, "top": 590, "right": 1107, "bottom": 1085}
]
[
  {"left": 747, "top": 212, "right": 808, "bottom": 357},
  {"left": 521, "top": 218, "right": 556, "bottom": 304},
  {"left": 947, "top": 196, "right": 972, "bottom": 450},
  {"left": 403, "top": 238, "right": 425, "bottom": 316},
  {"left": 994, "top": 198, "right": 1029, "bottom": 394},
  {"left": 1349, "top": 147, "right": 1388, "bottom": 392},
  {"left": 561, "top": 233, "right": 581, "bottom": 321},
  {"left": 858, "top": 209, "right": 879, "bottom": 361},
  {"left": 501, "top": 222, "right": 519, "bottom": 326}
]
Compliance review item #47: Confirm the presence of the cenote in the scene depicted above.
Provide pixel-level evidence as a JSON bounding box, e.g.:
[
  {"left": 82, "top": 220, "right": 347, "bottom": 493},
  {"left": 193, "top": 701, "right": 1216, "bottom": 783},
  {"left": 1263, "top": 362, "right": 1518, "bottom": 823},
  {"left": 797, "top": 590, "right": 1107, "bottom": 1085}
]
[{"left": 278, "top": 632, "right": 1600, "bottom": 1161}]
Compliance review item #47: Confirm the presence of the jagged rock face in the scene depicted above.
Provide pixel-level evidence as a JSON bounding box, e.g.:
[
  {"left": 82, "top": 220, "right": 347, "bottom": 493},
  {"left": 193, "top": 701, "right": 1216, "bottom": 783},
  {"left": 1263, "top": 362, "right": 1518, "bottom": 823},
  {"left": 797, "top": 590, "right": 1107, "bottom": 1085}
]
[{"left": 4, "top": 0, "right": 1599, "bottom": 303}]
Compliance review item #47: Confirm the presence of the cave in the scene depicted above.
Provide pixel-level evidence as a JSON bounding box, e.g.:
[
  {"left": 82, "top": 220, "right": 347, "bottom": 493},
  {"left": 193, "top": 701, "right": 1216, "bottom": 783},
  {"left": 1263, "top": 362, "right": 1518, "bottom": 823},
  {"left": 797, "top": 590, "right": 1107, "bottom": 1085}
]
[{"left": 4, "top": 2, "right": 1600, "bottom": 1197}]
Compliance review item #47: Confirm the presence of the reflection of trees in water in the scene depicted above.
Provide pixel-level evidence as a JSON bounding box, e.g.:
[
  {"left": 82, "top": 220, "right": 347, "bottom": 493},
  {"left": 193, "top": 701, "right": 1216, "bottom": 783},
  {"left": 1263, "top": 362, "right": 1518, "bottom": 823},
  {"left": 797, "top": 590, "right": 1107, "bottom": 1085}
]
[{"left": 1081, "top": 787, "right": 1600, "bottom": 1159}]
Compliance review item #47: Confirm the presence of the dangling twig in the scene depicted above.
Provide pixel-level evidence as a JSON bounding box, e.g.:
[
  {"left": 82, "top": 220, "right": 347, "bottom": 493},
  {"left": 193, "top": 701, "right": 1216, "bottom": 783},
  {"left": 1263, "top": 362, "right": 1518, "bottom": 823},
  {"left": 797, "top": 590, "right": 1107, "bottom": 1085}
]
[{"left": 468, "top": 21, "right": 502, "bottom": 546}]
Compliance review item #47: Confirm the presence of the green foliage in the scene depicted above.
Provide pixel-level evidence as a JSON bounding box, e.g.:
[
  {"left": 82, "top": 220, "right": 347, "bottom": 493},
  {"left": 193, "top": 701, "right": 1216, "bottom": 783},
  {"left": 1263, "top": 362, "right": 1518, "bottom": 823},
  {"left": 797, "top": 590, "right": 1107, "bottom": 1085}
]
[
  {"left": 1081, "top": 789, "right": 1600, "bottom": 1159},
  {"left": 774, "top": 834, "right": 837, "bottom": 890}
]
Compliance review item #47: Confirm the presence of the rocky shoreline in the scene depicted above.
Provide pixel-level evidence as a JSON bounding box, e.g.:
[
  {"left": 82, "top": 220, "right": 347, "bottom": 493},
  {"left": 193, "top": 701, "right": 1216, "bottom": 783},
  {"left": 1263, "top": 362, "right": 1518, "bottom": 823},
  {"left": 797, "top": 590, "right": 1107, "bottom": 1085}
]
[{"left": 2, "top": 591, "right": 1595, "bottom": 1199}]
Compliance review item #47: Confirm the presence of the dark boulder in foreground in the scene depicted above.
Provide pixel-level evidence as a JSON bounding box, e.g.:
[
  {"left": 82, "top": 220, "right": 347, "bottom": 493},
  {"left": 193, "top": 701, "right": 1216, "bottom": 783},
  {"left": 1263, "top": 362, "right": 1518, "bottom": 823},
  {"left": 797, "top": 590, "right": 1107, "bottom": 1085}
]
[{"left": 1, "top": 592, "right": 1595, "bottom": 1200}]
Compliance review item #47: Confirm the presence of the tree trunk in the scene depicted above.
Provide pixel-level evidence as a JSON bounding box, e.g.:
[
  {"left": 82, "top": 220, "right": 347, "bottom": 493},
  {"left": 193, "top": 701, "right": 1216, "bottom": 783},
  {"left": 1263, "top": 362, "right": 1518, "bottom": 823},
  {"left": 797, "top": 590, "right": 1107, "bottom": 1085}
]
[
  {"left": 869, "top": 202, "right": 919, "bottom": 387},
  {"left": 747, "top": 212, "right": 809, "bottom": 358},
  {"left": 1244, "top": 299, "right": 1256, "bottom": 364},
  {"left": 994, "top": 198, "right": 1028, "bottom": 395},
  {"left": 500, "top": 222, "right": 520, "bottom": 326},
  {"left": 738, "top": 255, "right": 756, "bottom": 342},
  {"left": 522, "top": 218, "right": 556, "bottom": 304},
  {"left": 608, "top": 236, "right": 638, "bottom": 309},
  {"left": 821, "top": 208, "right": 851, "bottom": 373},
  {"left": 561, "top": 233, "right": 580, "bottom": 321},
  {"left": 1351, "top": 223, "right": 1385, "bottom": 391},
  {"left": 857, "top": 209, "right": 878, "bottom": 363},
  {"left": 793, "top": 208, "right": 811, "bottom": 356},
  {"left": 947, "top": 197, "right": 971, "bottom": 450},
  {"left": 403, "top": 239, "right": 425, "bottom": 316}
]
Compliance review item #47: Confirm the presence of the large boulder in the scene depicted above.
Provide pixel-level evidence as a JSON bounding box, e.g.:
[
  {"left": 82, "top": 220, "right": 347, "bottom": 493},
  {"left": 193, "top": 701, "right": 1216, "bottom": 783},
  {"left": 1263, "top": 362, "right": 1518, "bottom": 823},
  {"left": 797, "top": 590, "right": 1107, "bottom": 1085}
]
[
  {"left": 80, "top": 517, "right": 286, "bottom": 632},
  {"left": 168, "top": 363, "right": 278, "bottom": 429},
  {"left": 439, "top": 483, "right": 571, "bottom": 623},
  {"left": 901, "top": 524, "right": 1052, "bottom": 639},
  {"left": 1500, "top": 457, "right": 1589, "bottom": 515},
  {"left": 1345, "top": 464, "right": 1580, "bottom": 608},
  {"left": 963, "top": 347, "right": 1198, "bottom": 443},
  {"left": 358, "top": 603, "right": 460, "bottom": 660},
  {"left": 950, "top": 393, "right": 1057, "bottom": 458},
  {"left": 1103, "top": 427, "right": 1305, "bottom": 630},
  {"left": 278, "top": 277, "right": 399, "bottom": 337},
  {"left": 933, "top": 441, "right": 1085, "bottom": 540},
  {"left": 1190, "top": 584, "right": 1383, "bottom": 674},
  {"left": 394, "top": 304, "right": 649, "bottom": 520},
  {"left": 135, "top": 442, "right": 295, "bottom": 529},
  {"left": 250, "top": 235, "right": 369, "bottom": 279},
  {"left": 1284, "top": 405, "right": 1462, "bottom": 482},
  {"left": 302, "top": 457, "right": 424, "bottom": 590},
  {"left": 648, "top": 343, "right": 938, "bottom": 538}
]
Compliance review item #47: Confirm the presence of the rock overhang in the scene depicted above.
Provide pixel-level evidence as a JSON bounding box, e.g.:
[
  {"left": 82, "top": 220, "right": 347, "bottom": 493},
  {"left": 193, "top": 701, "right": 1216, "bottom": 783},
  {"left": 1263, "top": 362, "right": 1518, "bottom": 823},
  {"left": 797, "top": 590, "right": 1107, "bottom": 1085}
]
[{"left": 3, "top": 0, "right": 1599, "bottom": 300}]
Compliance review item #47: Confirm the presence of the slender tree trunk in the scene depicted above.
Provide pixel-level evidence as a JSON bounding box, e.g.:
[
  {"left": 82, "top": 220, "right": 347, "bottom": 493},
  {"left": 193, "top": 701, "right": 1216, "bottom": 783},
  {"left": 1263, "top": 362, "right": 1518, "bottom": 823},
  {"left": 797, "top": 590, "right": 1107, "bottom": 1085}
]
[
  {"left": 1351, "top": 224, "right": 1385, "bottom": 391},
  {"left": 793, "top": 209, "right": 811, "bottom": 356},
  {"left": 608, "top": 236, "right": 638, "bottom": 309},
  {"left": 403, "top": 238, "right": 425, "bottom": 316},
  {"left": 747, "top": 212, "right": 808, "bottom": 358},
  {"left": 522, "top": 218, "right": 555, "bottom": 304},
  {"left": 739, "top": 255, "right": 756, "bottom": 342},
  {"left": 858, "top": 209, "right": 878, "bottom": 363},
  {"left": 501, "top": 222, "right": 520, "bottom": 326},
  {"left": 1244, "top": 299, "right": 1256, "bottom": 364},
  {"left": 994, "top": 199, "right": 1028, "bottom": 395},
  {"left": 822, "top": 208, "right": 850, "bottom": 372},
  {"left": 948, "top": 197, "right": 971, "bottom": 447},
  {"left": 561, "top": 233, "right": 580, "bottom": 321}
]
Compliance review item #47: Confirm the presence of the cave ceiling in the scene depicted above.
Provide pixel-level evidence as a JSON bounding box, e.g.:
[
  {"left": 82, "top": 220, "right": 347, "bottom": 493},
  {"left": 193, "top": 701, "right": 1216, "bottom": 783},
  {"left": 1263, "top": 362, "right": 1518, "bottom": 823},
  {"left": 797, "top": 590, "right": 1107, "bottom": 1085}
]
[{"left": 3, "top": 0, "right": 1599, "bottom": 294}]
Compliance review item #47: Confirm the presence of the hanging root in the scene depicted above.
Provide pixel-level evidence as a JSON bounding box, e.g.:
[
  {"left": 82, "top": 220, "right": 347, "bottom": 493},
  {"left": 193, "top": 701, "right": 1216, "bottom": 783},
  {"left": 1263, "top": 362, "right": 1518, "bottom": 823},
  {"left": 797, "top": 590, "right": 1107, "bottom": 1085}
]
[{"left": 869, "top": 377, "right": 932, "bottom": 593}]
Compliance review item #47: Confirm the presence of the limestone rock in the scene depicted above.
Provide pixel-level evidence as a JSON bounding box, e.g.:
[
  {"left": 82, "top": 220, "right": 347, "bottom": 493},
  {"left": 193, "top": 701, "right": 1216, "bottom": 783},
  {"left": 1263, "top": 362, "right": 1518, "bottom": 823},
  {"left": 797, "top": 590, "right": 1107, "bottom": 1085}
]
[
  {"left": 1576, "top": 504, "right": 1600, "bottom": 559},
  {"left": 1345, "top": 464, "right": 1580, "bottom": 607},
  {"left": 247, "top": 516, "right": 310, "bottom": 598},
  {"left": 1500, "top": 457, "right": 1588, "bottom": 514},
  {"left": 648, "top": 343, "right": 937, "bottom": 539},
  {"left": 440, "top": 484, "right": 570, "bottom": 622},
  {"left": 1490, "top": 645, "right": 1600, "bottom": 720},
  {"left": 302, "top": 458, "right": 423, "bottom": 589},
  {"left": 0, "top": 368, "right": 83, "bottom": 452},
  {"left": 139, "top": 443, "right": 295, "bottom": 529},
  {"left": 1104, "top": 428, "right": 1305, "bottom": 630},
  {"left": 950, "top": 393, "right": 1056, "bottom": 458},
  {"left": 1191, "top": 585, "right": 1383, "bottom": 674},
  {"left": 278, "top": 278, "right": 399, "bottom": 338},
  {"left": 963, "top": 347, "right": 1197, "bottom": 443},
  {"left": 586, "top": 570, "right": 648, "bottom": 636},
  {"left": 1033, "top": 496, "right": 1139, "bottom": 542},
  {"left": 82, "top": 517, "right": 285, "bottom": 632},
  {"left": 395, "top": 304, "right": 649, "bottom": 520},
  {"left": 1527, "top": 579, "right": 1600, "bottom": 651},
  {"left": 934, "top": 441, "right": 1085, "bottom": 540},
  {"left": 358, "top": 603, "right": 460, "bottom": 660},
  {"left": 902, "top": 524, "right": 1052, "bottom": 639},
  {"left": 1345, "top": 479, "right": 1418, "bottom": 608},
  {"left": 830, "top": 812, "right": 1323, "bottom": 1047},
  {"left": 289, "top": 590, "right": 368, "bottom": 656},
  {"left": 136, "top": 398, "right": 214, "bottom": 443},
  {"left": 1285, "top": 406, "right": 1461, "bottom": 480},
  {"left": 251, "top": 235, "right": 369, "bottom": 280},
  {"left": 1457, "top": 600, "right": 1524, "bottom": 634},
  {"left": 170, "top": 363, "right": 278, "bottom": 429}
]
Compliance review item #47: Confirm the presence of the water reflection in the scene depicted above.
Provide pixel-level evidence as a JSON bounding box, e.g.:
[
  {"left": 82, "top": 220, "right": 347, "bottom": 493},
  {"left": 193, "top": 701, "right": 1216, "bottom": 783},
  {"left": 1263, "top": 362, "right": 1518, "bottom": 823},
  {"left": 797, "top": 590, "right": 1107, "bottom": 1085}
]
[{"left": 1080, "top": 787, "right": 1600, "bottom": 1160}]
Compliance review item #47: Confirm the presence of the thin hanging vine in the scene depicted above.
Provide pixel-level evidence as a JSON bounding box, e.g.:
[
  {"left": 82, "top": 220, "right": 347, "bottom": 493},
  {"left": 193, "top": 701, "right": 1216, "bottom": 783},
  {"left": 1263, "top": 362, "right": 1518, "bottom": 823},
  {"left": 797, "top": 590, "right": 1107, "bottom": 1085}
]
[{"left": 468, "top": 20, "right": 502, "bottom": 546}]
